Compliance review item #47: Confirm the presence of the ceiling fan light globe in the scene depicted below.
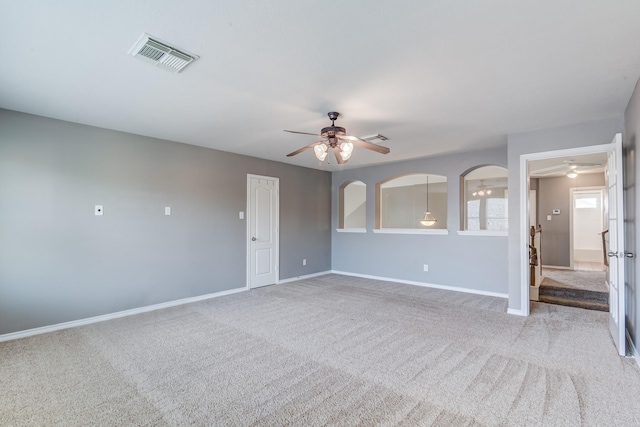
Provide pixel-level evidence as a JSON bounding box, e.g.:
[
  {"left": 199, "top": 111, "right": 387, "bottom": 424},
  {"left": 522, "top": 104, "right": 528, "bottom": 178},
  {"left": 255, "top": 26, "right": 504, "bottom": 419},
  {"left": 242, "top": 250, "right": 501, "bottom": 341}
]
[
  {"left": 566, "top": 171, "right": 578, "bottom": 178},
  {"left": 340, "top": 142, "right": 353, "bottom": 153},
  {"left": 486, "top": 190, "right": 492, "bottom": 195},
  {"left": 338, "top": 142, "right": 353, "bottom": 161},
  {"left": 314, "top": 144, "right": 328, "bottom": 161},
  {"left": 478, "top": 190, "right": 485, "bottom": 196}
]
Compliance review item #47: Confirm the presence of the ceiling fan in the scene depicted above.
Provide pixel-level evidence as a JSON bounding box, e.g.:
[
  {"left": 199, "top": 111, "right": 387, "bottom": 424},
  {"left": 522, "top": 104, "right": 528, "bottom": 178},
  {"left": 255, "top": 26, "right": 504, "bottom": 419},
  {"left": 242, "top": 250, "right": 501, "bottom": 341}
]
[
  {"left": 531, "top": 159, "right": 603, "bottom": 177},
  {"left": 285, "top": 112, "right": 390, "bottom": 164}
]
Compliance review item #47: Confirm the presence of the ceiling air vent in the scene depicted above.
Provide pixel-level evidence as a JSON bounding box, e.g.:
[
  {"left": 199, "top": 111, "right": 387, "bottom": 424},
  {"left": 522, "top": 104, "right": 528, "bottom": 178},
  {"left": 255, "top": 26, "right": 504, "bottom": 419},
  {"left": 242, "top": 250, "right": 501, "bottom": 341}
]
[
  {"left": 129, "top": 33, "right": 198, "bottom": 73},
  {"left": 361, "top": 134, "right": 390, "bottom": 144}
]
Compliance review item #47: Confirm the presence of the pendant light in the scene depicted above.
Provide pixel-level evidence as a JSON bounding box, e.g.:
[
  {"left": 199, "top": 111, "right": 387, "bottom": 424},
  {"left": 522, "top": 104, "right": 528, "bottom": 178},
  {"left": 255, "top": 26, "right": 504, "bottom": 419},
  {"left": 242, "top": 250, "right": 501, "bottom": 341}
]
[{"left": 420, "top": 175, "right": 437, "bottom": 226}]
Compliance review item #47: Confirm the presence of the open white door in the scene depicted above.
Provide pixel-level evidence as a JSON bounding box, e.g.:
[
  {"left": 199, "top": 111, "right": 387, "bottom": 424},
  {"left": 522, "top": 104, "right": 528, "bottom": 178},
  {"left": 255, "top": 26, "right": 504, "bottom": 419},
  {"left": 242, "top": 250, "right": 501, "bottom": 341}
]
[
  {"left": 606, "top": 133, "right": 626, "bottom": 356},
  {"left": 247, "top": 175, "right": 279, "bottom": 288}
]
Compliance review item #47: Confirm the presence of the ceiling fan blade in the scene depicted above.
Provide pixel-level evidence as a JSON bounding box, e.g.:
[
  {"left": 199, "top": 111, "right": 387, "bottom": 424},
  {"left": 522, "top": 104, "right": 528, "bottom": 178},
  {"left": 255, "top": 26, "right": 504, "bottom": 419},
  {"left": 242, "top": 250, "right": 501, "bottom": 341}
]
[
  {"left": 564, "top": 160, "right": 602, "bottom": 166},
  {"left": 573, "top": 163, "right": 603, "bottom": 167},
  {"left": 338, "top": 135, "right": 390, "bottom": 154},
  {"left": 529, "top": 164, "right": 567, "bottom": 174},
  {"left": 286, "top": 141, "right": 324, "bottom": 157},
  {"left": 333, "top": 146, "right": 345, "bottom": 164},
  {"left": 284, "top": 130, "right": 324, "bottom": 137}
]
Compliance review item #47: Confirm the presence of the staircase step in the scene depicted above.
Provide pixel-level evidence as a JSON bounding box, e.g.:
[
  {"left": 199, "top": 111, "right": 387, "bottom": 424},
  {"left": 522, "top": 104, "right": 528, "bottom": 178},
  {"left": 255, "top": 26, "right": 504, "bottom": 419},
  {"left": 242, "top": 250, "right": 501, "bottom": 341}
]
[
  {"left": 538, "top": 294, "right": 609, "bottom": 312},
  {"left": 539, "top": 285, "right": 608, "bottom": 304}
]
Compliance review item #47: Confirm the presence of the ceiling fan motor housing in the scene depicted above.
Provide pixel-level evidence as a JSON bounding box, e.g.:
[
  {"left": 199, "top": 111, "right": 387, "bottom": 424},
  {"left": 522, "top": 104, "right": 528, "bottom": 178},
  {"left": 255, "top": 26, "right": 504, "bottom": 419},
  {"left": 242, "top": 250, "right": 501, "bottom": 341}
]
[{"left": 321, "top": 126, "right": 346, "bottom": 147}]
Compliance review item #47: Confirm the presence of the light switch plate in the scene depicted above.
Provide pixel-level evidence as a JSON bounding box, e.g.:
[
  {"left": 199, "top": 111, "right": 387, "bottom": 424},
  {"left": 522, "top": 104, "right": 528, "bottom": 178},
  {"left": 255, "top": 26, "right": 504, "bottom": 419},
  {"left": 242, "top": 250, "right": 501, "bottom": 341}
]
[
  {"left": 239, "top": 211, "right": 244, "bottom": 219},
  {"left": 165, "top": 206, "right": 171, "bottom": 215}
]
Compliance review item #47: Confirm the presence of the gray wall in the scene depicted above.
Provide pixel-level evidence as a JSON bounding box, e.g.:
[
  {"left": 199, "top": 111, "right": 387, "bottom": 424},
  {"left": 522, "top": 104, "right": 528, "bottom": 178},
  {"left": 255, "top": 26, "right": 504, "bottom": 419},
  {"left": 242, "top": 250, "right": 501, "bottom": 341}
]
[
  {"left": 0, "top": 109, "right": 331, "bottom": 335},
  {"left": 332, "top": 147, "right": 508, "bottom": 295},
  {"left": 624, "top": 77, "right": 640, "bottom": 353},
  {"left": 538, "top": 173, "right": 605, "bottom": 267},
  {"left": 507, "top": 116, "right": 624, "bottom": 312}
]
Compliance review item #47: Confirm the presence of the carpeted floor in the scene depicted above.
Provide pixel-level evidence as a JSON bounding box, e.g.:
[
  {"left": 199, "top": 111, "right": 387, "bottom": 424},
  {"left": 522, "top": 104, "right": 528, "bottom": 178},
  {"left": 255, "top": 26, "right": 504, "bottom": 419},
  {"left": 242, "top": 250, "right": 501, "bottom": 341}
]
[
  {"left": 1, "top": 274, "right": 639, "bottom": 426},
  {"left": 541, "top": 268, "right": 608, "bottom": 293}
]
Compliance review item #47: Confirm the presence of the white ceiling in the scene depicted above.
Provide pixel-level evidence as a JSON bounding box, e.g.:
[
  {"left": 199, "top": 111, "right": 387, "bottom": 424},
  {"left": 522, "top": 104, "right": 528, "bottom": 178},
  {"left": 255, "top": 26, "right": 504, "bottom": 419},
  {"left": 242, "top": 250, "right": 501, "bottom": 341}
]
[{"left": 2, "top": 1, "right": 640, "bottom": 171}]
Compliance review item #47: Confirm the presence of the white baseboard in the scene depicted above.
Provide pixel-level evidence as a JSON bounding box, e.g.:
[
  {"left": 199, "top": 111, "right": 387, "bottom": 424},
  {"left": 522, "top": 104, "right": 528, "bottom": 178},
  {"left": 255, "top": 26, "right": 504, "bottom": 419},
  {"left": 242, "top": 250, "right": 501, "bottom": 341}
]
[
  {"left": 0, "top": 287, "right": 247, "bottom": 343},
  {"left": 626, "top": 329, "right": 640, "bottom": 368},
  {"left": 278, "top": 270, "right": 332, "bottom": 284},
  {"left": 542, "top": 265, "right": 573, "bottom": 270},
  {"left": 330, "top": 270, "right": 508, "bottom": 299},
  {"left": 507, "top": 308, "right": 527, "bottom": 316}
]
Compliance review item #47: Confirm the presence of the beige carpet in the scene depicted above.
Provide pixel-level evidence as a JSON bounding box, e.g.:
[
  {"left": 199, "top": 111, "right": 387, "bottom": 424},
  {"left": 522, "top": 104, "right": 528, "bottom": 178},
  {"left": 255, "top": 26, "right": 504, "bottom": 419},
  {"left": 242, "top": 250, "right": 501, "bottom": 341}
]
[
  {"left": 542, "top": 268, "right": 608, "bottom": 293},
  {"left": 1, "top": 274, "right": 639, "bottom": 426}
]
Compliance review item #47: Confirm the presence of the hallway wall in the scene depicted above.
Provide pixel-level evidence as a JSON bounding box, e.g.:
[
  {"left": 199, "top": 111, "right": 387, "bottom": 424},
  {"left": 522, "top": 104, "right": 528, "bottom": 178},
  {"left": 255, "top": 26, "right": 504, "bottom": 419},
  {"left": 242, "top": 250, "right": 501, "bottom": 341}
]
[{"left": 537, "top": 173, "right": 605, "bottom": 267}]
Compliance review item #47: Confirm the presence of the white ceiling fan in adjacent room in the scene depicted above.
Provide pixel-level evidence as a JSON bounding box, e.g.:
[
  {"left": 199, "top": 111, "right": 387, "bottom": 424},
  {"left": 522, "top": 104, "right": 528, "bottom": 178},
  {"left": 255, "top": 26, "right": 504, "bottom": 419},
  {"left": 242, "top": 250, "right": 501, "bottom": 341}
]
[{"left": 530, "top": 158, "right": 605, "bottom": 178}]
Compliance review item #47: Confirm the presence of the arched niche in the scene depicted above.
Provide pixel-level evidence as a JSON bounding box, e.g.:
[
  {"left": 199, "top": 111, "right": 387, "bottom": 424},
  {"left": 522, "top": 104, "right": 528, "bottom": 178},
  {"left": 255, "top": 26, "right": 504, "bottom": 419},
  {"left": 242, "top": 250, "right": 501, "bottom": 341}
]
[
  {"left": 339, "top": 180, "right": 366, "bottom": 229},
  {"left": 460, "top": 165, "right": 508, "bottom": 231},
  {"left": 375, "top": 173, "right": 447, "bottom": 230}
]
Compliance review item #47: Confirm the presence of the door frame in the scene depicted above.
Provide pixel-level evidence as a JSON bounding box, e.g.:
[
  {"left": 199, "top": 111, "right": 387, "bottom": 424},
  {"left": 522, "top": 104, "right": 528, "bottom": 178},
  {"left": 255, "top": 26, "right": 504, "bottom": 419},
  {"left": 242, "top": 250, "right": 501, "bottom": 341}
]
[
  {"left": 569, "top": 186, "right": 606, "bottom": 270},
  {"left": 246, "top": 174, "right": 279, "bottom": 290},
  {"left": 519, "top": 142, "right": 615, "bottom": 315}
]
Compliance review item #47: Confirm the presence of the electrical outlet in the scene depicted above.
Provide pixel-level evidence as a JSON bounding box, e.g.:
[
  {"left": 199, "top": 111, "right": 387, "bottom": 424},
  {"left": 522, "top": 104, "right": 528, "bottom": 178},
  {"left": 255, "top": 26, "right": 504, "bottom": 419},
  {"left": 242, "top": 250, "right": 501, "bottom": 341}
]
[
  {"left": 303, "top": 259, "right": 306, "bottom": 266},
  {"left": 423, "top": 264, "right": 429, "bottom": 272}
]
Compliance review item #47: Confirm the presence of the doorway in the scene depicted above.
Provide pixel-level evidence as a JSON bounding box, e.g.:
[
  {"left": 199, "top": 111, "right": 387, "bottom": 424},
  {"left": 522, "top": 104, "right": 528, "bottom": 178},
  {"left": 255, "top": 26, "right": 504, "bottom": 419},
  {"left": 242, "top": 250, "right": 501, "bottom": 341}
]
[
  {"left": 571, "top": 187, "right": 606, "bottom": 271},
  {"left": 531, "top": 166, "right": 609, "bottom": 311},
  {"left": 520, "top": 134, "right": 626, "bottom": 356},
  {"left": 246, "top": 174, "right": 279, "bottom": 289}
]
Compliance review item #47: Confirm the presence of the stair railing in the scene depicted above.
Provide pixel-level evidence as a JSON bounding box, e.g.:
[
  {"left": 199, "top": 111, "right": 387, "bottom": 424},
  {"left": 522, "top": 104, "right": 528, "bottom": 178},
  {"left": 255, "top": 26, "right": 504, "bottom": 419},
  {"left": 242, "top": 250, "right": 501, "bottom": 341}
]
[
  {"left": 530, "top": 225, "right": 542, "bottom": 286},
  {"left": 601, "top": 229, "right": 609, "bottom": 267}
]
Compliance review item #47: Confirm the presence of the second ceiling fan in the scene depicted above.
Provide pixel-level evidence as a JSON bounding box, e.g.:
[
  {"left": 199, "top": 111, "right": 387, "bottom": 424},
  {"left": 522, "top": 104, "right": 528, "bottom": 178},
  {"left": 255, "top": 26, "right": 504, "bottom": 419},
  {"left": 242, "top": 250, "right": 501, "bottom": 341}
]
[{"left": 285, "top": 112, "right": 390, "bottom": 164}]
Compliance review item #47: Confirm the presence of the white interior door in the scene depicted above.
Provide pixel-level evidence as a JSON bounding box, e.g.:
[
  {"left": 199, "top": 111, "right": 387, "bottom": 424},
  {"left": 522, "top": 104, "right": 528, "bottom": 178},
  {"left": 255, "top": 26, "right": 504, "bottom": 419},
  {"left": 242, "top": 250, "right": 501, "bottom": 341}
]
[
  {"left": 606, "top": 133, "right": 625, "bottom": 356},
  {"left": 247, "top": 175, "right": 278, "bottom": 288}
]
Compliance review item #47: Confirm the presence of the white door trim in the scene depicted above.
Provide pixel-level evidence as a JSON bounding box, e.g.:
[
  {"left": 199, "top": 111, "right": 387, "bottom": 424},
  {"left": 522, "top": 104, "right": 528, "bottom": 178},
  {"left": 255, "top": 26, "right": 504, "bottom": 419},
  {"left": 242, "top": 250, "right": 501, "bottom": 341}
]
[
  {"left": 246, "top": 174, "right": 279, "bottom": 289},
  {"left": 519, "top": 142, "right": 613, "bottom": 316}
]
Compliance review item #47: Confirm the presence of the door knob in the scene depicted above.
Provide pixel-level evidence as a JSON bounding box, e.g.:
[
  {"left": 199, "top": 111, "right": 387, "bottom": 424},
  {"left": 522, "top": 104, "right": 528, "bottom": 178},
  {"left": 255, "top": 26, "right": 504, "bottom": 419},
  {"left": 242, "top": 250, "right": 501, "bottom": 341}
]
[
  {"left": 251, "top": 237, "right": 257, "bottom": 241},
  {"left": 607, "top": 251, "right": 618, "bottom": 258},
  {"left": 625, "top": 252, "right": 635, "bottom": 258}
]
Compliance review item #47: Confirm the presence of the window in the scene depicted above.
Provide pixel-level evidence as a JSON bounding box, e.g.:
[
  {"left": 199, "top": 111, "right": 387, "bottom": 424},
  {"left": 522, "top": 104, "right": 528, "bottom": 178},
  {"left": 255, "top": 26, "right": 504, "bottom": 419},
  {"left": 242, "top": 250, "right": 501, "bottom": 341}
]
[
  {"left": 574, "top": 197, "right": 598, "bottom": 209},
  {"left": 461, "top": 166, "right": 508, "bottom": 232},
  {"left": 339, "top": 181, "right": 366, "bottom": 230},
  {"left": 375, "top": 173, "right": 447, "bottom": 232}
]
